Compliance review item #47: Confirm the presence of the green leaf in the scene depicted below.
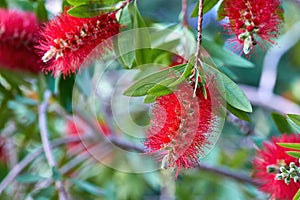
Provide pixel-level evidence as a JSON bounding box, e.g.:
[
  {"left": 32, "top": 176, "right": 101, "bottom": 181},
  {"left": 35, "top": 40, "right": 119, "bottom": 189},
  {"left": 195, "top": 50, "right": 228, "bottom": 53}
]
[
  {"left": 129, "top": 1, "right": 152, "bottom": 66},
  {"left": 211, "top": 65, "right": 252, "bottom": 112},
  {"left": 58, "top": 75, "right": 75, "bottom": 113},
  {"left": 67, "top": 0, "right": 99, "bottom": 6},
  {"left": 191, "top": 0, "right": 220, "bottom": 18},
  {"left": 227, "top": 104, "right": 250, "bottom": 122},
  {"left": 147, "top": 77, "right": 177, "bottom": 97},
  {"left": 144, "top": 95, "right": 156, "bottom": 104},
  {"left": 169, "top": 57, "right": 193, "bottom": 87},
  {"left": 36, "top": 0, "right": 48, "bottom": 22},
  {"left": 0, "top": 0, "right": 8, "bottom": 8},
  {"left": 16, "top": 174, "right": 45, "bottom": 183},
  {"left": 71, "top": 179, "right": 106, "bottom": 196},
  {"left": 123, "top": 64, "right": 186, "bottom": 96},
  {"left": 68, "top": 4, "right": 114, "bottom": 18},
  {"left": 277, "top": 143, "right": 300, "bottom": 151},
  {"left": 271, "top": 112, "right": 293, "bottom": 133},
  {"left": 286, "top": 151, "right": 300, "bottom": 159},
  {"left": 293, "top": 189, "right": 300, "bottom": 200},
  {"left": 217, "top": 0, "right": 225, "bottom": 20},
  {"left": 287, "top": 114, "right": 300, "bottom": 127},
  {"left": 202, "top": 38, "right": 254, "bottom": 68}
]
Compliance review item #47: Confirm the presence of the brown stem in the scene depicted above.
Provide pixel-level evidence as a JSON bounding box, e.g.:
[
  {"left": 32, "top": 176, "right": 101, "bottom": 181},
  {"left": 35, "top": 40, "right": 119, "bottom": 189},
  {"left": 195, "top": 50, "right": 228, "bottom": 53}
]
[
  {"left": 181, "top": 0, "right": 188, "bottom": 27},
  {"left": 194, "top": 0, "right": 204, "bottom": 71}
]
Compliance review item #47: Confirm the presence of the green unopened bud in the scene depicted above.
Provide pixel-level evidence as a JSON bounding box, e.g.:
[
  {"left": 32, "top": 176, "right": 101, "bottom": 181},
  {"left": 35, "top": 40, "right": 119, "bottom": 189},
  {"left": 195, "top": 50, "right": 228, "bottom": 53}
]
[
  {"left": 280, "top": 166, "right": 288, "bottom": 174},
  {"left": 267, "top": 165, "right": 278, "bottom": 173},
  {"left": 275, "top": 174, "right": 284, "bottom": 180},
  {"left": 289, "top": 162, "right": 296, "bottom": 168},
  {"left": 285, "top": 176, "right": 291, "bottom": 185}
]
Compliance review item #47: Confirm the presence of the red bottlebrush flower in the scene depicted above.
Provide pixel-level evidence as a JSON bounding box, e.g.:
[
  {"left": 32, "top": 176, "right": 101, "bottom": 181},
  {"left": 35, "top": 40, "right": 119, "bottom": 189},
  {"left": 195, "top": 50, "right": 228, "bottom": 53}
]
[
  {"left": 0, "top": 9, "right": 41, "bottom": 72},
  {"left": 222, "top": 0, "right": 283, "bottom": 54},
  {"left": 36, "top": 12, "right": 120, "bottom": 76},
  {"left": 253, "top": 134, "right": 300, "bottom": 200},
  {"left": 66, "top": 117, "right": 111, "bottom": 153},
  {"left": 144, "top": 81, "right": 218, "bottom": 175}
]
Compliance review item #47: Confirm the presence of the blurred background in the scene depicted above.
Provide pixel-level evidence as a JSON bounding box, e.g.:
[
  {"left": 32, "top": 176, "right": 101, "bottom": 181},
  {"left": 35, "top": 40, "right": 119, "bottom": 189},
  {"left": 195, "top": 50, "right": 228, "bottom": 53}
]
[{"left": 0, "top": 0, "right": 300, "bottom": 199}]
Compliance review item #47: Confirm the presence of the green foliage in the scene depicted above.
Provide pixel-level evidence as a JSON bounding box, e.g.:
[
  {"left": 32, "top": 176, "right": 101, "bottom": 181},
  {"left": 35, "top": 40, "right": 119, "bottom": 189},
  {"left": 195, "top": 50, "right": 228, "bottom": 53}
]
[
  {"left": 123, "top": 63, "right": 186, "bottom": 96},
  {"left": 293, "top": 189, "right": 300, "bottom": 200},
  {"left": 0, "top": 0, "right": 7, "bottom": 8},
  {"left": 277, "top": 143, "right": 300, "bottom": 150},
  {"left": 271, "top": 112, "right": 293, "bottom": 133},
  {"left": 190, "top": 0, "right": 221, "bottom": 18},
  {"left": 68, "top": 4, "right": 114, "bottom": 18}
]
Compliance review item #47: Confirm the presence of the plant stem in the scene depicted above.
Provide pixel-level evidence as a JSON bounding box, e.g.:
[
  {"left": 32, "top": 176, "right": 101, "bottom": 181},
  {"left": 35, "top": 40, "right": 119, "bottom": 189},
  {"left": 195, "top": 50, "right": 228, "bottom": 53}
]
[
  {"left": 181, "top": 0, "right": 188, "bottom": 27},
  {"left": 38, "top": 90, "right": 70, "bottom": 200},
  {"left": 0, "top": 137, "right": 81, "bottom": 194},
  {"left": 194, "top": 0, "right": 204, "bottom": 71}
]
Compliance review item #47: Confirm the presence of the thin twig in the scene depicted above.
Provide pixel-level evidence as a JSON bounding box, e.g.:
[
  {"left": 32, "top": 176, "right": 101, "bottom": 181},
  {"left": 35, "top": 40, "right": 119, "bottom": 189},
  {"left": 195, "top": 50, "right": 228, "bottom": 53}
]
[
  {"left": 38, "top": 90, "right": 70, "bottom": 200},
  {"left": 0, "top": 137, "right": 81, "bottom": 194},
  {"left": 196, "top": 163, "right": 260, "bottom": 186},
  {"left": 73, "top": 108, "right": 259, "bottom": 186},
  {"left": 181, "top": 0, "right": 188, "bottom": 27},
  {"left": 194, "top": 0, "right": 204, "bottom": 69}
]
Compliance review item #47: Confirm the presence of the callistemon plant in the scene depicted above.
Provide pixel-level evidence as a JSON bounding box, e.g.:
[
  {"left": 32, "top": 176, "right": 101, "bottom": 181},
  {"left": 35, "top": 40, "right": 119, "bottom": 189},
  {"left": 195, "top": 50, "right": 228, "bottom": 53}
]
[
  {"left": 144, "top": 79, "right": 219, "bottom": 176},
  {"left": 222, "top": 0, "right": 283, "bottom": 54},
  {"left": 253, "top": 134, "right": 300, "bottom": 200},
  {"left": 0, "top": 9, "right": 41, "bottom": 72},
  {"left": 36, "top": 12, "right": 120, "bottom": 76}
]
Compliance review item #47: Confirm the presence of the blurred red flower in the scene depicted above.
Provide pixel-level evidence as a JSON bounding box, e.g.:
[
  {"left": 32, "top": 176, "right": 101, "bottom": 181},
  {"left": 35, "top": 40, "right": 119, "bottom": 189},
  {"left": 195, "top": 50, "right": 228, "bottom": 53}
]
[
  {"left": 66, "top": 117, "right": 111, "bottom": 153},
  {"left": 253, "top": 134, "right": 300, "bottom": 200},
  {"left": 0, "top": 9, "right": 41, "bottom": 72},
  {"left": 222, "top": 0, "right": 283, "bottom": 55},
  {"left": 36, "top": 12, "right": 120, "bottom": 77}
]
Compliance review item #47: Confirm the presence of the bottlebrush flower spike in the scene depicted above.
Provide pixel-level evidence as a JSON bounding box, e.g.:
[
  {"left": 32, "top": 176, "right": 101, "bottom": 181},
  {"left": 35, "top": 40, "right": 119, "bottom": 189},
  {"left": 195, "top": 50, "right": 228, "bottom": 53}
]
[
  {"left": 36, "top": 12, "right": 120, "bottom": 76},
  {"left": 144, "top": 80, "right": 219, "bottom": 176},
  {"left": 0, "top": 9, "right": 41, "bottom": 72},
  {"left": 222, "top": 0, "right": 283, "bottom": 54},
  {"left": 253, "top": 134, "right": 300, "bottom": 200}
]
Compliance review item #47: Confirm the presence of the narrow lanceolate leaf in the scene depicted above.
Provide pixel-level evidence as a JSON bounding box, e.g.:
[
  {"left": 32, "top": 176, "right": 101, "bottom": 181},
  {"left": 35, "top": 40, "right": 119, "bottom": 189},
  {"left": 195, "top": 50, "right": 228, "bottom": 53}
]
[
  {"left": 129, "top": 2, "right": 152, "bottom": 66},
  {"left": 293, "top": 189, "right": 300, "bottom": 200},
  {"left": 227, "top": 104, "right": 250, "bottom": 122},
  {"left": 190, "top": 0, "right": 220, "bottom": 18},
  {"left": 168, "top": 56, "right": 194, "bottom": 87},
  {"left": 144, "top": 95, "right": 156, "bottom": 104},
  {"left": 271, "top": 112, "right": 293, "bottom": 133},
  {"left": 287, "top": 114, "right": 300, "bottom": 128},
  {"left": 147, "top": 77, "right": 178, "bottom": 97},
  {"left": 68, "top": 4, "right": 114, "bottom": 18},
  {"left": 67, "top": 0, "right": 99, "bottom": 6},
  {"left": 208, "top": 64, "right": 252, "bottom": 112},
  {"left": 277, "top": 143, "right": 300, "bottom": 151},
  {"left": 217, "top": 0, "right": 225, "bottom": 20},
  {"left": 123, "top": 64, "right": 186, "bottom": 96},
  {"left": 286, "top": 151, "right": 300, "bottom": 159}
]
